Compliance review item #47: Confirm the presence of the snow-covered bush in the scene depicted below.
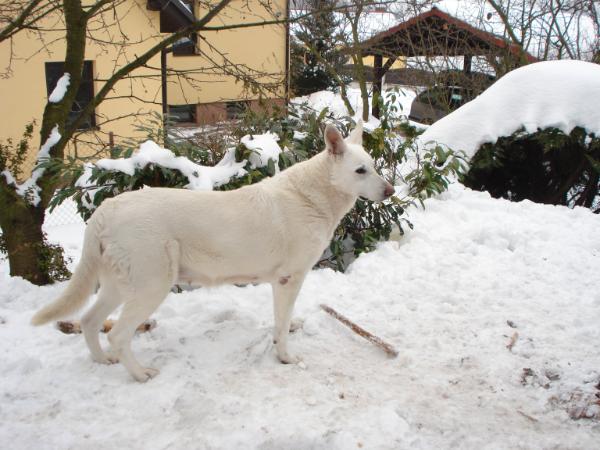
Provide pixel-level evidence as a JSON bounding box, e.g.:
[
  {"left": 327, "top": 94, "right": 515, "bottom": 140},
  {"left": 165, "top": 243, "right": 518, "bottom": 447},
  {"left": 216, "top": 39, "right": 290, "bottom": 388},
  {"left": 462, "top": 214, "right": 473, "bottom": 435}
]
[
  {"left": 50, "top": 101, "right": 466, "bottom": 271},
  {"left": 416, "top": 60, "right": 600, "bottom": 213},
  {"left": 463, "top": 126, "right": 600, "bottom": 211}
]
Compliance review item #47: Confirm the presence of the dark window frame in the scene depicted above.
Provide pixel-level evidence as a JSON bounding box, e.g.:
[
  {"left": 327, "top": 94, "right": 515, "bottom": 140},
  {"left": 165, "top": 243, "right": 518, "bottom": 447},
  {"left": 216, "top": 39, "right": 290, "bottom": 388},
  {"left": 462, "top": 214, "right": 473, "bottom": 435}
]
[
  {"left": 226, "top": 101, "right": 250, "bottom": 120},
  {"left": 172, "top": 0, "right": 198, "bottom": 56},
  {"left": 167, "top": 104, "right": 197, "bottom": 124}
]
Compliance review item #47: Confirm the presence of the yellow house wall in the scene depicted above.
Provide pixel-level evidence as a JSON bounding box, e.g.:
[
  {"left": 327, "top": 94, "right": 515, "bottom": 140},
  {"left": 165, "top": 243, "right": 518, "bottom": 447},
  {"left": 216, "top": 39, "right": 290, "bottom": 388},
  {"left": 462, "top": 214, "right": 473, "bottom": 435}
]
[
  {"left": 168, "top": 0, "right": 288, "bottom": 105},
  {"left": 0, "top": 0, "right": 165, "bottom": 166},
  {"left": 0, "top": 0, "right": 288, "bottom": 175},
  {"left": 357, "top": 55, "right": 406, "bottom": 70}
]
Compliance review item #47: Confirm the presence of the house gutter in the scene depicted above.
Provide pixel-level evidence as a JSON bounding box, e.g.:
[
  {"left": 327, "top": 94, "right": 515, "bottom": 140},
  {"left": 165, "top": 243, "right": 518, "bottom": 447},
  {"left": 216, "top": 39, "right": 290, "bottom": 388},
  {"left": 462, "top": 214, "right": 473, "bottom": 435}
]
[{"left": 284, "top": 0, "right": 290, "bottom": 103}]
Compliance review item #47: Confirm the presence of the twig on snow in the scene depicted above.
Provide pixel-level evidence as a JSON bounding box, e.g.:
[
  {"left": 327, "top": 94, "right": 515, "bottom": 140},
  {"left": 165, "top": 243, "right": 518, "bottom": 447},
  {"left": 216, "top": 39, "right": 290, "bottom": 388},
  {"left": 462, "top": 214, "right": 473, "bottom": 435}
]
[
  {"left": 517, "top": 410, "right": 539, "bottom": 422},
  {"left": 320, "top": 304, "right": 398, "bottom": 358}
]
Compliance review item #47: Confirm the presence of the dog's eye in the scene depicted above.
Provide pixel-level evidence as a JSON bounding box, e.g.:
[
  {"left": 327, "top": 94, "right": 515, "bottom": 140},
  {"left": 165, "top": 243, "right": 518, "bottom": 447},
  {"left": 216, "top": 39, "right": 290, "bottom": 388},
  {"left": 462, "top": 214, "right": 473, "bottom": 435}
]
[{"left": 355, "top": 167, "right": 367, "bottom": 174}]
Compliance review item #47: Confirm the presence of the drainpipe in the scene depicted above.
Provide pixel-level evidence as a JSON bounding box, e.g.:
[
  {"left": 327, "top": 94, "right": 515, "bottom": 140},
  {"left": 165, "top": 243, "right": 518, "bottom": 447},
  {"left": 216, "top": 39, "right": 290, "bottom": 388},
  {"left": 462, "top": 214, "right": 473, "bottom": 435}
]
[
  {"left": 284, "top": 0, "right": 290, "bottom": 104},
  {"left": 161, "top": 47, "right": 169, "bottom": 121},
  {"left": 160, "top": 38, "right": 195, "bottom": 136}
]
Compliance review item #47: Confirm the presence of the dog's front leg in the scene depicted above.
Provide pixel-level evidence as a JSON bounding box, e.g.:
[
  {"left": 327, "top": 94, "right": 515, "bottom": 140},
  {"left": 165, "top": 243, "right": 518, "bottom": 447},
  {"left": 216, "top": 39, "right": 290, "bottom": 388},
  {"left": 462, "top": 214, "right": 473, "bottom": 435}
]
[{"left": 271, "top": 273, "right": 306, "bottom": 364}]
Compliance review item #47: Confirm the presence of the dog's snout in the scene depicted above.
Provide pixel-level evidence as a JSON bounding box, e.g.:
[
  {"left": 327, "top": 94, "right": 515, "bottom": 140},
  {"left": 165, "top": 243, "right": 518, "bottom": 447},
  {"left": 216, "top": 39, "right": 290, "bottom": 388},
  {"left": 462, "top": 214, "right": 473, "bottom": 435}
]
[{"left": 384, "top": 183, "right": 395, "bottom": 198}]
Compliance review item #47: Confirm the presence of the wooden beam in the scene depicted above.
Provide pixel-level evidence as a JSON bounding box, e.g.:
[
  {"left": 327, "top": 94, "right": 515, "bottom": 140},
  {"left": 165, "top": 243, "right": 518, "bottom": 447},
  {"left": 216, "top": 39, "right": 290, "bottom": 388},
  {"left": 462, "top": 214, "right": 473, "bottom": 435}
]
[
  {"left": 372, "top": 56, "right": 398, "bottom": 118},
  {"left": 372, "top": 54, "right": 383, "bottom": 119},
  {"left": 463, "top": 54, "right": 472, "bottom": 74}
]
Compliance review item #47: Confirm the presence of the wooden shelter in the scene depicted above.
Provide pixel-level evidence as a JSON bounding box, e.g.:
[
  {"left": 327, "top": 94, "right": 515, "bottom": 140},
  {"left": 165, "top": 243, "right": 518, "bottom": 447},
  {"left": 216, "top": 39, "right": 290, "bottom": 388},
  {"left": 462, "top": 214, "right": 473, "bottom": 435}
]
[{"left": 363, "top": 7, "right": 537, "bottom": 117}]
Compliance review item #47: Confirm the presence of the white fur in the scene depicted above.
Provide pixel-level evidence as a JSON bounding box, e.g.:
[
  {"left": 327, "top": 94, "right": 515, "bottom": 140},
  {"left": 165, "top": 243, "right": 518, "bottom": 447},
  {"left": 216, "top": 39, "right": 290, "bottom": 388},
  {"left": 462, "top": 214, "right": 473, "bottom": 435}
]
[{"left": 31, "top": 123, "right": 393, "bottom": 382}]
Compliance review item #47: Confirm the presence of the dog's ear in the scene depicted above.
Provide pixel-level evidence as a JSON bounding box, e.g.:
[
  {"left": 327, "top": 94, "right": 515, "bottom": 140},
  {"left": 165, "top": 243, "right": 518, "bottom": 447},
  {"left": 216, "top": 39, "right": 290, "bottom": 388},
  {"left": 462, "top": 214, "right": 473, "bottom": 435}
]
[
  {"left": 324, "top": 124, "right": 345, "bottom": 156},
  {"left": 347, "top": 120, "right": 363, "bottom": 145}
]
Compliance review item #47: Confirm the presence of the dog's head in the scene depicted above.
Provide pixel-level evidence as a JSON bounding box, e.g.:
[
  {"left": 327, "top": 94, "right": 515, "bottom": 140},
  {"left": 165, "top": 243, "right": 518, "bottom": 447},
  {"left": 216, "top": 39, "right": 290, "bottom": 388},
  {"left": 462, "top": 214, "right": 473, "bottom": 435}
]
[{"left": 324, "top": 122, "right": 394, "bottom": 202}]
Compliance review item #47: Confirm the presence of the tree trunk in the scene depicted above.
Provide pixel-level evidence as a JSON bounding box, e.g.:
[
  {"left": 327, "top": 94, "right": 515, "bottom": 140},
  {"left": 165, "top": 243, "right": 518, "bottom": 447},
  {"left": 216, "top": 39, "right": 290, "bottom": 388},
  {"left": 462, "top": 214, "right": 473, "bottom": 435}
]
[
  {"left": 347, "top": 7, "right": 369, "bottom": 122},
  {"left": 0, "top": 197, "right": 49, "bottom": 285},
  {"left": 0, "top": 0, "right": 87, "bottom": 285}
]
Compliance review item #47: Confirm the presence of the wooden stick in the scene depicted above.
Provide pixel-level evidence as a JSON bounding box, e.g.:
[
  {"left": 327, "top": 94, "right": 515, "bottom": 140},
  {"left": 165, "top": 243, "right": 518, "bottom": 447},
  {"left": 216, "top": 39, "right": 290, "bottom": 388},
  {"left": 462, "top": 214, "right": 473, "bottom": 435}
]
[
  {"left": 320, "top": 304, "right": 398, "bottom": 358},
  {"left": 56, "top": 319, "right": 156, "bottom": 335}
]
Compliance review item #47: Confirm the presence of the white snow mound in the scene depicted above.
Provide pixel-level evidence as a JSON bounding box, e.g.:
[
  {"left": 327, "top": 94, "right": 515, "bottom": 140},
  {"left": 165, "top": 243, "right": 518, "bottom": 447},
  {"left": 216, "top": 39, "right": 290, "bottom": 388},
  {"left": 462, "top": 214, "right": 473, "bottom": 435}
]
[{"left": 417, "top": 60, "right": 600, "bottom": 159}]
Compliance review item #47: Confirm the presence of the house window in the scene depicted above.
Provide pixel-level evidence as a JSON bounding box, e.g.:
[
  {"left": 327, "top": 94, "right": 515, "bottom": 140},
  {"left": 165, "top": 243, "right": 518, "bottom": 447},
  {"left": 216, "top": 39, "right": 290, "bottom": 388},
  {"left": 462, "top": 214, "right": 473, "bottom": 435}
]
[
  {"left": 173, "top": 1, "right": 197, "bottom": 56},
  {"left": 45, "top": 61, "right": 96, "bottom": 130},
  {"left": 226, "top": 101, "right": 249, "bottom": 120},
  {"left": 168, "top": 104, "right": 196, "bottom": 123},
  {"left": 173, "top": 33, "right": 198, "bottom": 56}
]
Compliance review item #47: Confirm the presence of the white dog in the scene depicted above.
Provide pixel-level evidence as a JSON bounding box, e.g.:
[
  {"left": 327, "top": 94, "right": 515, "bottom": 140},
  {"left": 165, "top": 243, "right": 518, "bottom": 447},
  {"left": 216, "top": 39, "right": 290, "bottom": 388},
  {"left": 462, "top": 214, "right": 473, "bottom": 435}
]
[{"left": 32, "top": 122, "right": 394, "bottom": 381}]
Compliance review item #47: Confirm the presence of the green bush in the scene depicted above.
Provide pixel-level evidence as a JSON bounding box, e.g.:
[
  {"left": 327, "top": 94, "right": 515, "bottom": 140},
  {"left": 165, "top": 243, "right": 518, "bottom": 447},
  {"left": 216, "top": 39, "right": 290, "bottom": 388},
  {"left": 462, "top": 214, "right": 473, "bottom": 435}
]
[
  {"left": 50, "top": 96, "right": 466, "bottom": 271},
  {"left": 462, "top": 126, "right": 600, "bottom": 212},
  {"left": 0, "top": 121, "right": 35, "bottom": 180},
  {"left": 0, "top": 232, "right": 71, "bottom": 282}
]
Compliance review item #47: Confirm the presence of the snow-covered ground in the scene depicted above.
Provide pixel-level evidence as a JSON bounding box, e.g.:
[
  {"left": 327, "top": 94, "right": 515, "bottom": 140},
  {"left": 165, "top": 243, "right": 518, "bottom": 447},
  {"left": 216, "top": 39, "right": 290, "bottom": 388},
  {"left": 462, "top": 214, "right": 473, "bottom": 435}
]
[{"left": 1, "top": 185, "right": 599, "bottom": 449}]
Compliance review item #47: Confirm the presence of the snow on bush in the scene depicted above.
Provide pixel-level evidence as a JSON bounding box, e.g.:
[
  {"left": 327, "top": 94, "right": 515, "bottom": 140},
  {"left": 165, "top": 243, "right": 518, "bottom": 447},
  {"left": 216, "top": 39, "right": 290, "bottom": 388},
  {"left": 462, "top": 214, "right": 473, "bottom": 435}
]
[
  {"left": 417, "top": 60, "right": 600, "bottom": 159},
  {"left": 240, "top": 132, "right": 282, "bottom": 170},
  {"left": 92, "top": 140, "right": 247, "bottom": 191},
  {"left": 76, "top": 135, "right": 284, "bottom": 194}
]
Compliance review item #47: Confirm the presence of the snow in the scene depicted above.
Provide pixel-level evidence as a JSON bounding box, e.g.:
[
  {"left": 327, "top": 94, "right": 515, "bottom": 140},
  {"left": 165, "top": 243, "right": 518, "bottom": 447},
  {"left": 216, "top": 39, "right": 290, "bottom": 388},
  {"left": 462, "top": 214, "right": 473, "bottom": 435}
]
[
  {"left": 417, "top": 60, "right": 600, "bottom": 160},
  {"left": 2, "top": 125, "right": 61, "bottom": 206},
  {"left": 77, "top": 140, "right": 247, "bottom": 195},
  {"left": 176, "top": 0, "right": 192, "bottom": 14},
  {"left": 48, "top": 73, "right": 70, "bottom": 103},
  {"left": 1, "top": 184, "right": 599, "bottom": 448},
  {"left": 240, "top": 132, "right": 282, "bottom": 170},
  {"left": 291, "top": 85, "right": 419, "bottom": 123}
]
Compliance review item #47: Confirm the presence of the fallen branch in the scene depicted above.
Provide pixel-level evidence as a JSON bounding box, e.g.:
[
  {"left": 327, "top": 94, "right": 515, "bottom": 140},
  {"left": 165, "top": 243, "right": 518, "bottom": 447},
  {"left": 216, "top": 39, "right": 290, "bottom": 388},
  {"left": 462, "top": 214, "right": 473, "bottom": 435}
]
[
  {"left": 56, "top": 319, "right": 157, "bottom": 335},
  {"left": 517, "top": 409, "right": 539, "bottom": 422},
  {"left": 320, "top": 304, "right": 398, "bottom": 358}
]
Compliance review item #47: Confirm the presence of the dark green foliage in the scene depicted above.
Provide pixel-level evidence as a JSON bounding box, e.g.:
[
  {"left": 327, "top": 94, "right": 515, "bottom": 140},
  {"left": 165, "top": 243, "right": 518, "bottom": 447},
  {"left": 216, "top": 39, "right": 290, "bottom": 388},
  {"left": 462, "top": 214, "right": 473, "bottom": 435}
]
[
  {"left": 290, "top": 0, "right": 350, "bottom": 96},
  {"left": 0, "top": 232, "right": 71, "bottom": 282},
  {"left": 36, "top": 235, "right": 72, "bottom": 282},
  {"left": 0, "top": 121, "right": 36, "bottom": 179},
  {"left": 462, "top": 127, "right": 600, "bottom": 212}
]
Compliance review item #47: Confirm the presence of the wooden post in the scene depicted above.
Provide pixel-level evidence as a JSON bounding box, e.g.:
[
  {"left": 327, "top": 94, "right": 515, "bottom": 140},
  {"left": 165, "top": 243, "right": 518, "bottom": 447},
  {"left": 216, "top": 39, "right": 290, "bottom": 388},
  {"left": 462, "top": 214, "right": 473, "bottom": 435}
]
[
  {"left": 160, "top": 47, "right": 168, "bottom": 122},
  {"left": 463, "top": 54, "right": 472, "bottom": 74},
  {"left": 372, "top": 54, "right": 383, "bottom": 119}
]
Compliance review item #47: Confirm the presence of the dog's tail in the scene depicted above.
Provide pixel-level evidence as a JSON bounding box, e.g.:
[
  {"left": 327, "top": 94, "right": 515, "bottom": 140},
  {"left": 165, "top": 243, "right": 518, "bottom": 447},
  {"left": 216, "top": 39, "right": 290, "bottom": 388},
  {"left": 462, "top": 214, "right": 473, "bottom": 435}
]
[{"left": 31, "top": 223, "right": 101, "bottom": 326}]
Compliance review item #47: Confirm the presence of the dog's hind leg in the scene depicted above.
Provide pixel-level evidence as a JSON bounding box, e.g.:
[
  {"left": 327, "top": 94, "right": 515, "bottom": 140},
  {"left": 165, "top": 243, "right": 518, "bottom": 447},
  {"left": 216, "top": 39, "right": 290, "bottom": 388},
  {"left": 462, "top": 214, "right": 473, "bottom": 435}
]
[
  {"left": 107, "top": 291, "right": 168, "bottom": 382},
  {"left": 107, "top": 240, "right": 179, "bottom": 382},
  {"left": 272, "top": 273, "right": 306, "bottom": 364},
  {"left": 81, "top": 282, "right": 123, "bottom": 364}
]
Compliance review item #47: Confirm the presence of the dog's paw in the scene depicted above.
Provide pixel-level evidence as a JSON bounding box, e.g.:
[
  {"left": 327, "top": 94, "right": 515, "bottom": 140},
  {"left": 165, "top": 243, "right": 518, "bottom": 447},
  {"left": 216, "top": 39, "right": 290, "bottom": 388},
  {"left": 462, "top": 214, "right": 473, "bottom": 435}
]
[
  {"left": 289, "top": 318, "right": 304, "bottom": 333},
  {"left": 133, "top": 367, "right": 160, "bottom": 382},
  {"left": 92, "top": 353, "right": 119, "bottom": 365},
  {"left": 277, "top": 352, "right": 302, "bottom": 365}
]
